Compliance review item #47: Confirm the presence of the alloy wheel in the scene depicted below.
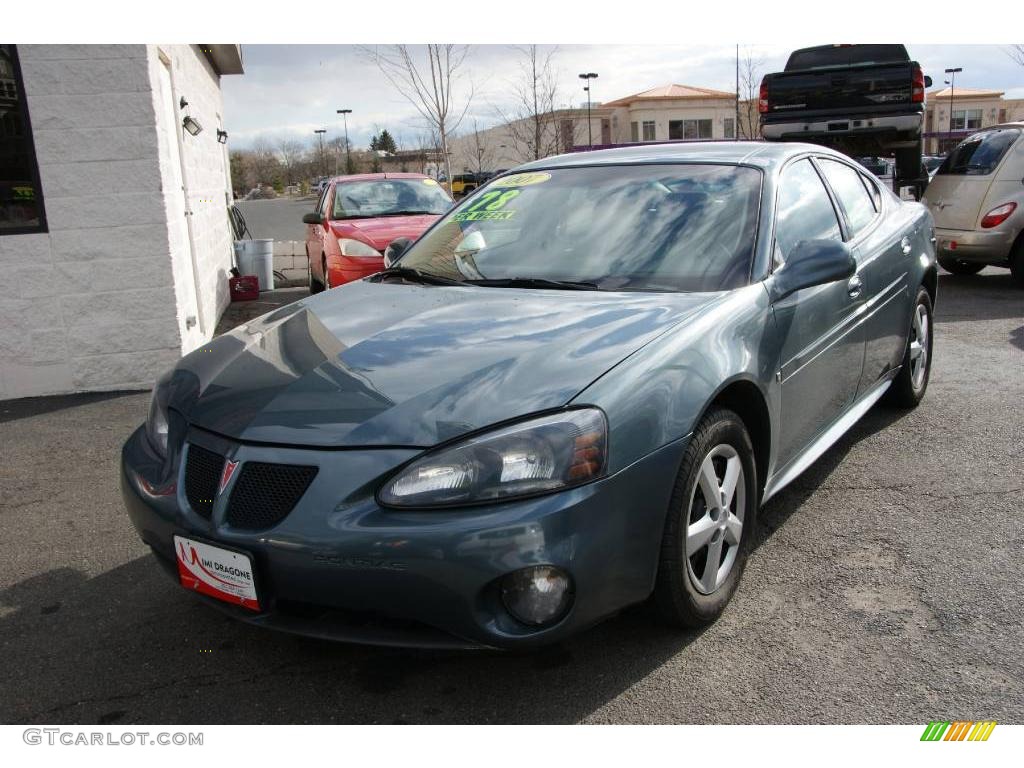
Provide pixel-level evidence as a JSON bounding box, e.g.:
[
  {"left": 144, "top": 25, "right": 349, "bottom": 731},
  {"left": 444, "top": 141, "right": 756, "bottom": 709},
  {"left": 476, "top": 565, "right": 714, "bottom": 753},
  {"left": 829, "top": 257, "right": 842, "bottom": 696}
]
[
  {"left": 685, "top": 444, "right": 746, "bottom": 595},
  {"left": 909, "top": 303, "right": 929, "bottom": 391}
]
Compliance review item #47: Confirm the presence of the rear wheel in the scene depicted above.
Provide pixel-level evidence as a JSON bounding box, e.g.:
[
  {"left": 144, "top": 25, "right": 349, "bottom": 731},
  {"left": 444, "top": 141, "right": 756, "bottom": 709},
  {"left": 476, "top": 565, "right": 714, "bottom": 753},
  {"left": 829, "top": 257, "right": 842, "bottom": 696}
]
[
  {"left": 652, "top": 408, "right": 758, "bottom": 628},
  {"left": 938, "top": 255, "right": 985, "bottom": 276},
  {"left": 884, "top": 286, "right": 933, "bottom": 408}
]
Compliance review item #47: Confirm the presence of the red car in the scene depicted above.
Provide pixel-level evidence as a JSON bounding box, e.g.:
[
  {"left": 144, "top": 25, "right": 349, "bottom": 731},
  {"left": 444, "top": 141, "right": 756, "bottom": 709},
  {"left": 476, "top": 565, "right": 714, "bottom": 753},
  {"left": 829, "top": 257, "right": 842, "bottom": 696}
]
[{"left": 303, "top": 173, "right": 453, "bottom": 292}]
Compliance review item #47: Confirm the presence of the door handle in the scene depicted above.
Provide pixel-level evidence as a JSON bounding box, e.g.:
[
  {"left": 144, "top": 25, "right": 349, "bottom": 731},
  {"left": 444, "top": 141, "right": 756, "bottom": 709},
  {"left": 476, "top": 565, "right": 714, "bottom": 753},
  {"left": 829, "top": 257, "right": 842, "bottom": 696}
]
[
  {"left": 901, "top": 237, "right": 912, "bottom": 255},
  {"left": 847, "top": 274, "right": 863, "bottom": 299}
]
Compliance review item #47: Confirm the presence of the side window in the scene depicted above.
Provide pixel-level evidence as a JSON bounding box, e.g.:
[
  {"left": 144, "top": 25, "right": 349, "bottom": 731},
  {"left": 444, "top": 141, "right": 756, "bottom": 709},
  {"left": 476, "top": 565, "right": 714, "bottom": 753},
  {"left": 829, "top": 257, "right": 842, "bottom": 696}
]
[
  {"left": 318, "top": 186, "right": 332, "bottom": 219},
  {"left": 817, "top": 158, "right": 877, "bottom": 236},
  {"left": 774, "top": 158, "right": 842, "bottom": 267},
  {"left": 860, "top": 172, "right": 881, "bottom": 213}
]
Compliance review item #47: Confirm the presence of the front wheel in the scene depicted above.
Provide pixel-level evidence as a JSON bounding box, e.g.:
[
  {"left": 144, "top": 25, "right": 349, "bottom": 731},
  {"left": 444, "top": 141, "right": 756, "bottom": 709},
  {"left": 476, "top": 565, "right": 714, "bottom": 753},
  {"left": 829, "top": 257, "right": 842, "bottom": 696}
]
[
  {"left": 652, "top": 407, "right": 758, "bottom": 628},
  {"left": 884, "top": 286, "right": 933, "bottom": 408},
  {"left": 938, "top": 256, "right": 984, "bottom": 276}
]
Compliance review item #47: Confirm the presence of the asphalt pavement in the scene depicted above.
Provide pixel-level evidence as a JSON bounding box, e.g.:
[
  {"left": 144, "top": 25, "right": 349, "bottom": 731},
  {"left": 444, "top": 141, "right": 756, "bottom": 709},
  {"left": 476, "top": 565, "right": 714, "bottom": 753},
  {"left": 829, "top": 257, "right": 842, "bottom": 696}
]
[
  {"left": 235, "top": 196, "right": 316, "bottom": 243},
  {"left": 0, "top": 269, "right": 1021, "bottom": 724}
]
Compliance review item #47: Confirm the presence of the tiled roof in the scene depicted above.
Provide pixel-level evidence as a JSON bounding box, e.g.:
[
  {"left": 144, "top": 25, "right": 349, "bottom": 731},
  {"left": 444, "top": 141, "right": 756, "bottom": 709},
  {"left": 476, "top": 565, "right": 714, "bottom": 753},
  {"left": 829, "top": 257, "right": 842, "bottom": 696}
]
[
  {"left": 927, "top": 87, "right": 1004, "bottom": 99},
  {"left": 604, "top": 84, "right": 736, "bottom": 106}
]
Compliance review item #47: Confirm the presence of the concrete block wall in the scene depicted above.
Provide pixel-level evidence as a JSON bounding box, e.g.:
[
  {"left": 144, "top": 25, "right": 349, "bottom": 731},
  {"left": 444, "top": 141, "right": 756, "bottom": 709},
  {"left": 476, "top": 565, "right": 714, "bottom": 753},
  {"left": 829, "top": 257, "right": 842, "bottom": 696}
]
[
  {"left": 147, "top": 45, "right": 235, "bottom": 353},
  {"left": 272, "top": 240, "right": 310, "bottom": 286},
  {"left": 1, "top": 45, "right": 180, "bottom": 400},
  {"left": 0, "top": 44, "right": 238, "bottom": 400}
]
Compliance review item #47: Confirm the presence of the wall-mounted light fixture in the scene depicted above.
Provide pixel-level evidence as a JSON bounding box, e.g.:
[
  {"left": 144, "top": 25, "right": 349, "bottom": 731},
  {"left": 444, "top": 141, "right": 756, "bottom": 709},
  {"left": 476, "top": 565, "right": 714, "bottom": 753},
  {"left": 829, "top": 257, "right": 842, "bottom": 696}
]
[
  {"left": 183, "top": 115, "right": 203, "bottom": 136},
  {"left": 216, "top": 129, "right": 228, "bottom": 144}
]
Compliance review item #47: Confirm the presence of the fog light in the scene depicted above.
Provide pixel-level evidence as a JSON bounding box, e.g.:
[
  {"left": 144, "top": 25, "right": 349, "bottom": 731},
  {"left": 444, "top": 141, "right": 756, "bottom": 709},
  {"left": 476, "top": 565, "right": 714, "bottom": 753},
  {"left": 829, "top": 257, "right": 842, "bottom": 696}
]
[{"left": 501, "top": 566, "right": 573, "bottom": 627}]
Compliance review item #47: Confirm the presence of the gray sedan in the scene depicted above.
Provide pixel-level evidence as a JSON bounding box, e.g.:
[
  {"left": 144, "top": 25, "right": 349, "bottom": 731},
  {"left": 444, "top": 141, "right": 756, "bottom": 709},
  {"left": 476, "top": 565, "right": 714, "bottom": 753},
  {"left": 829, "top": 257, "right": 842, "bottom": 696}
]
[{"left": 121, "top": 141, "right": 936, "bottom": 649}]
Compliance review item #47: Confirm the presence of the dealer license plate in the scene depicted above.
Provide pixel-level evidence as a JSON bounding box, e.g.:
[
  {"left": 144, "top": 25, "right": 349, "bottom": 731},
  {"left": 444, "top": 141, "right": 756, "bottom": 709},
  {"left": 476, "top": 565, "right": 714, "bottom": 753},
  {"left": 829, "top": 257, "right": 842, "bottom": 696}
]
[{"left": 174, "top": 535, "right": 260, "bottom": 611}]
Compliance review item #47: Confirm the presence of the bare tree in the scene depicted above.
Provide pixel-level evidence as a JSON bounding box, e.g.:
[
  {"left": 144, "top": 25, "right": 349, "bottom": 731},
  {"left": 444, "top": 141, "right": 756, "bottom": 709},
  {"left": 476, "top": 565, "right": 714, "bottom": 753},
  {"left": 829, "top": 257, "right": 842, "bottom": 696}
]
[
  {"left": 276, "top": 138, "right": 304, "bottom": 183},
  {"left": 1008, "top": 45, "right": 1024, "bottom": 67},
  {"left": 364, "top": 45, "right": 474, "bottom": 184},
  {"left": 467, "top": 119, "right": 494, "bottom": 176},
  {"left": 495, "top": 45, "right": 564, "bottom": 162},
  {"left": 736, "top": 47, "right": 765, "bottom": 140}
]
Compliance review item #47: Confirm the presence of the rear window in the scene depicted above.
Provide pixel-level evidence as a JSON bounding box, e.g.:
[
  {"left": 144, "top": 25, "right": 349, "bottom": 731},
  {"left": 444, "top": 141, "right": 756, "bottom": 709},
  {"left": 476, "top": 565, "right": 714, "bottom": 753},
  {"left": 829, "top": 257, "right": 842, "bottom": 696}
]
[
  {"left": 937, "top": 129, "right": 1020, "bottom": 176},
  {"left": 785, "top": 44, "right": 909, "bottom": 71}
]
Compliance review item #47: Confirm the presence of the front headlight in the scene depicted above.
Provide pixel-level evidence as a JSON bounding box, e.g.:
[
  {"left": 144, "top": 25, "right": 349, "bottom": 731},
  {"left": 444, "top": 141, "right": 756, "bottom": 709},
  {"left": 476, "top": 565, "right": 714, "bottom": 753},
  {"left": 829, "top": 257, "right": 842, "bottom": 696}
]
[
  {"left": 379, "top": 409, "right": 608, "bottom": 508},
  {"left": 338, "top": 238, "right": 381, "bottom": 257},
  {"left": 145, "top": 372, "right": 172, "bottom": 456}
]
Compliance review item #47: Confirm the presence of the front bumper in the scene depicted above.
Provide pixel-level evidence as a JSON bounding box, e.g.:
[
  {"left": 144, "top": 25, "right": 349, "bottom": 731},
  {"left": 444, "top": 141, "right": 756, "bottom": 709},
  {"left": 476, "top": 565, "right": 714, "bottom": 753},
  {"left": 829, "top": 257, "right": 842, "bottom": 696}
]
[
  {"left": 934, "top": 226, "right": 1017, "bottom": 264},
  {"left": 121, "top": 425, "right": 685, "bottom": 650}
]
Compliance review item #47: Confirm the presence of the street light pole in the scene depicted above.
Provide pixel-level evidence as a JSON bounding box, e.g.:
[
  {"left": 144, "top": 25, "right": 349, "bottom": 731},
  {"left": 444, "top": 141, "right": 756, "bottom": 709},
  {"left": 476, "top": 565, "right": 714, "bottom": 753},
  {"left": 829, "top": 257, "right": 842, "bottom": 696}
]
[
  {"left": 337, "top": 109, "right": 352, "bottom": 174},
  {"left": 578, "top": 72, "right": 598, "bottom": 149},
  {"left": 314, "top": 129, "right": 327, "bottom": 179},
  {"left": 944, "top": 67, "right": 962, "bottom": 150}
]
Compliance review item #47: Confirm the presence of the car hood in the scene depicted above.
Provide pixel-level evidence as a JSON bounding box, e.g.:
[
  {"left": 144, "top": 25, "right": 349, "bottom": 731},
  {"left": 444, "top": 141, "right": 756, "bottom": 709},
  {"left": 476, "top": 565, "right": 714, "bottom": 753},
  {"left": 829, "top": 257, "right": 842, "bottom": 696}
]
[
  {"left": 175, "top": 281, "right": 723, "bottom": 448},
  {"left": 331, "top": 215, "right": 441, "bottom": 251}
]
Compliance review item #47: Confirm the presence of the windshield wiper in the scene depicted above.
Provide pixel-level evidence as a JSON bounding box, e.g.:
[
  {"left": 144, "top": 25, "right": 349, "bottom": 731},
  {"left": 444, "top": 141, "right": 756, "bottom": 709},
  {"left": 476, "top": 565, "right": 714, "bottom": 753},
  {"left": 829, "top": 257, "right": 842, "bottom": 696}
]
[
  {"left": 466, "top": 276, "right": 604, "bottom": 291},
  {"left": 371, "top": 266, "right": 466, "bottom": 286},
  {"left": 377, "top": 210, "right": 438, "bottom": 217}
]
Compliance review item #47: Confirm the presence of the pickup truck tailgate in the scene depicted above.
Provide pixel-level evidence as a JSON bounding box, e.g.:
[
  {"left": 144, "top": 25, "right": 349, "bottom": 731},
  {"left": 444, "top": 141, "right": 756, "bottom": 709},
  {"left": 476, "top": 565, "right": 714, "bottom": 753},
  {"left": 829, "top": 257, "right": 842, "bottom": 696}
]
[{"left": 765, "top": 63, "right": 915, "bottom": 116}]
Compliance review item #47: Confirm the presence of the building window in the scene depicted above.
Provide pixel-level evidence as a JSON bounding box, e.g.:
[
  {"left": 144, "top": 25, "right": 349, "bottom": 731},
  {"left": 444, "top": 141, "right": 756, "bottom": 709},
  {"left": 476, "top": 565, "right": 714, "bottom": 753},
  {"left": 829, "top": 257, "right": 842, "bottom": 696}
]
[
  {"left": 642, "top": 121, "right": 656, "bottom": 142},
  {"left": 951, "top": 109, "right": 983, "bottom": 131},
  {"left": 630, "top": 121, "right": 639, "bottom": 142},
  {"left": 670, "top": 119, "right": 713, "bottom": 140},
  {"left": 0, "top": 45, "right": 47, "bottom": 234},
  {"left": 724, "top": 118, "right": 735, "bottom": 139}
]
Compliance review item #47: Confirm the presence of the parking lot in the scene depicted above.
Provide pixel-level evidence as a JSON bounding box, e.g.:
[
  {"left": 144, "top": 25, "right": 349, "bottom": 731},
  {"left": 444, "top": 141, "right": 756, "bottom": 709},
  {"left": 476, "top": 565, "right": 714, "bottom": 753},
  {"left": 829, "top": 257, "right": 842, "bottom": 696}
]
[{"left": 1, "top": 268, "right": 1021, "bottom": 725}]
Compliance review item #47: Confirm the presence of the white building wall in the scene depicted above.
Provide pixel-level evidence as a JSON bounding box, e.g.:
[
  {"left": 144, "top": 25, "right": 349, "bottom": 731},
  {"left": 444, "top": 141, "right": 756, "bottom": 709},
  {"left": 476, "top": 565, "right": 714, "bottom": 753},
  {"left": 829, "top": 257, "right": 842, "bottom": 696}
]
[
  {"left": 0, "top": 44, "right": 236, "bottom": 400},
  {"left": 146, "top": 45, "right": 235, "bottom": 353}
]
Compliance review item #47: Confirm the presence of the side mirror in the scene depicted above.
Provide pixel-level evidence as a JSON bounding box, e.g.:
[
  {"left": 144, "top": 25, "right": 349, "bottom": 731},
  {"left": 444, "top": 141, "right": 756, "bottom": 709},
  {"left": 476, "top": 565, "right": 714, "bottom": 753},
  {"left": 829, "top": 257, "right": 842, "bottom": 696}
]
[
  {"left": 924, "top": 75, "right": 933, "bottom": 87},
  {"left": 768, "top": 239, "right": 856, "bottom": 302},
  {"left": 384, "top": 237, "right": 412, "bottom": 267},
  {"left": 302, "top": 212, "right": 322, "bottom": 225}
]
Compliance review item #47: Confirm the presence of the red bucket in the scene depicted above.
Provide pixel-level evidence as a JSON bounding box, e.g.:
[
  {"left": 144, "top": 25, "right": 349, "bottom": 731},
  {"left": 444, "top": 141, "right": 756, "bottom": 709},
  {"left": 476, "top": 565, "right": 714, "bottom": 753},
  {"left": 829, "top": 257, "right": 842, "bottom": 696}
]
[{"left": 229, "top": 275, "right": 259, "bottom": 302}]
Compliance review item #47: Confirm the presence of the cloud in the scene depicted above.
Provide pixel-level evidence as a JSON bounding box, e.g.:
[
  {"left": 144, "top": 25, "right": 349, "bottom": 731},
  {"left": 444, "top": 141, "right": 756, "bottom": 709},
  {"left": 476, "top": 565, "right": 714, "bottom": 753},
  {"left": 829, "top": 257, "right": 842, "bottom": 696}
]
[{"left": 222, "top": 44, "right": 1024, "bottom": 150}]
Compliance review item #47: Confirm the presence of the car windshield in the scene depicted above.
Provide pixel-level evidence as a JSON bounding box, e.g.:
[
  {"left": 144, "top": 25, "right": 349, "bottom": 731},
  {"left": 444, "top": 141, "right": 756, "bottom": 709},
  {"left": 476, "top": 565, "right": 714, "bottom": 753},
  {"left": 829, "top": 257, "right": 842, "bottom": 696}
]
[
  {"left": 394, "top": 164, "right": 762, "bottom": 293},
  {"left": 333, "top": 178, "right": 452, "bottom": 219},
  {"left": 937, "top": 129, "right": 1020, "bottom": 176}
]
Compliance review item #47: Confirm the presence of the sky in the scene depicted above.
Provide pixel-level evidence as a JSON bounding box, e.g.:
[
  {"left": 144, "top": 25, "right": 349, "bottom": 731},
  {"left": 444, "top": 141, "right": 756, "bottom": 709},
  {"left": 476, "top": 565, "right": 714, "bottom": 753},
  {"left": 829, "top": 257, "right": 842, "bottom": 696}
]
[{"left": 221, "top": 44, "right": 1024, "bottom": 151}]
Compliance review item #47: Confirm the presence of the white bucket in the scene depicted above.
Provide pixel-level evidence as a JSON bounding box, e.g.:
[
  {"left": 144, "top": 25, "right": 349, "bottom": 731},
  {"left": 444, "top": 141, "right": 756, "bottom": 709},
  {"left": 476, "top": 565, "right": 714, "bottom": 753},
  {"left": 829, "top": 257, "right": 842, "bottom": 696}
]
[
  {"left": 249, "top": 239, "right": 275, "bottom": 291},
  {"left": 234, "top": 239, "right": 274, "bottom": 291}
]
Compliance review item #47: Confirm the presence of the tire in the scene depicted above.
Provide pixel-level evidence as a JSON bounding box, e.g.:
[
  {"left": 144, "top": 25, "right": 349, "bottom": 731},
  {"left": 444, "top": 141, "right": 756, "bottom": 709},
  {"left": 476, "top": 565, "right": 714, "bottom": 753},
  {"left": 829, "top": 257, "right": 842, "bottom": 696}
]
[
  {"left": 1010, "top": 238, "right": 1024, "bottom": 287},
  {"left": 884, "top": 286, "right": 933, "bottom": 409},
  {"left": 937, "top": 256, "right": 984, "bottom": 276},
  {"left": 307, "top": 247, "right": 324, "bottom": 294},
  {"left": 652, "top": 407, "right": 758, "bottom": 628},
  {"left": 322, "top": 256, "right": 331, "bottom": 290}
]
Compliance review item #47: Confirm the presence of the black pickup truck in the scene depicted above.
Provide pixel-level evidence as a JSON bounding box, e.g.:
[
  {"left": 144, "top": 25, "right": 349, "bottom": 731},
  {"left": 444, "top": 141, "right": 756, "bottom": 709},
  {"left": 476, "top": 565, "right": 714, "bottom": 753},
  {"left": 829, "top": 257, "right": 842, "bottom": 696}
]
[{"left": 759, "top": 44, "right": 932, "bottom": 195}]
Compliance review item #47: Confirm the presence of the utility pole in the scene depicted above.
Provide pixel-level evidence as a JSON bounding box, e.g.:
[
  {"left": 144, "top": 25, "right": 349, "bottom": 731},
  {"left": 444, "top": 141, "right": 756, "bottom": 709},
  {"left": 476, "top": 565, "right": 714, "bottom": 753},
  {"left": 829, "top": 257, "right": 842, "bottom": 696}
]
[
  {"left": 314, "top": 129, "right": 327, "bottom": 179},
  {"left": 337, "top": 109, "right": 352, "bottom": 174},
  {"left": 735, "top": 44, "right": 740, "bottom": 140},
  {"left": 579, "top": 72, "right": 598, "bottom": 149},
  {"left": 944, "top": 67, "right": 962, "bottom": 152}
]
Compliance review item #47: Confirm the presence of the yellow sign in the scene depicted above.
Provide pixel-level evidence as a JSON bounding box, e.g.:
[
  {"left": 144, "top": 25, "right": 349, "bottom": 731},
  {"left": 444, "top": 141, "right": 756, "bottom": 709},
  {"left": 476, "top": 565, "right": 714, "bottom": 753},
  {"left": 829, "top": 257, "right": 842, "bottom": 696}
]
[{"left": 490, "top": 172, "right": 551, "bottom": 188}]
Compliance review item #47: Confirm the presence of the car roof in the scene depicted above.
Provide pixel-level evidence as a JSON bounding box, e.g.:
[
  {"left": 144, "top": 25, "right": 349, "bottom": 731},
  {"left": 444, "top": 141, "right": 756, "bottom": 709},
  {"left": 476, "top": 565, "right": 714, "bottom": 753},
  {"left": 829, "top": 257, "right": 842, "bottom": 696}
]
[
  {"left": 512, "top": 141, "right": 853, "bottom": 173},
  {"left": 331, "top": 172, "right": 429, "bottom": 184}
]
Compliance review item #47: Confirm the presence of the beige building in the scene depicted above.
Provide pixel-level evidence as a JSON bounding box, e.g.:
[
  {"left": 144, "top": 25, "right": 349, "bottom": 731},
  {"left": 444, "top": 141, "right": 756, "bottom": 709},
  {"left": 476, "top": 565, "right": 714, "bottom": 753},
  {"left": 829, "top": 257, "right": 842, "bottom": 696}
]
[
  {"left": 924, "top": 87, "right": 1024, "bottom": 155},
  {"left": 448, "top": 83, "right": 742, "bottom": 174}
]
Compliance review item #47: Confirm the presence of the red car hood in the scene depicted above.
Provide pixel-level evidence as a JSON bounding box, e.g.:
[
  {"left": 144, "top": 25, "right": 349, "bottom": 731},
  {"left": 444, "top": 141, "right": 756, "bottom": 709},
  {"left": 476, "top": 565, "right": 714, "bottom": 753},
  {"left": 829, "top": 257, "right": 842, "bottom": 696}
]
[{"left": 330, "top": 215, "right": 441, "bottom": 251}]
